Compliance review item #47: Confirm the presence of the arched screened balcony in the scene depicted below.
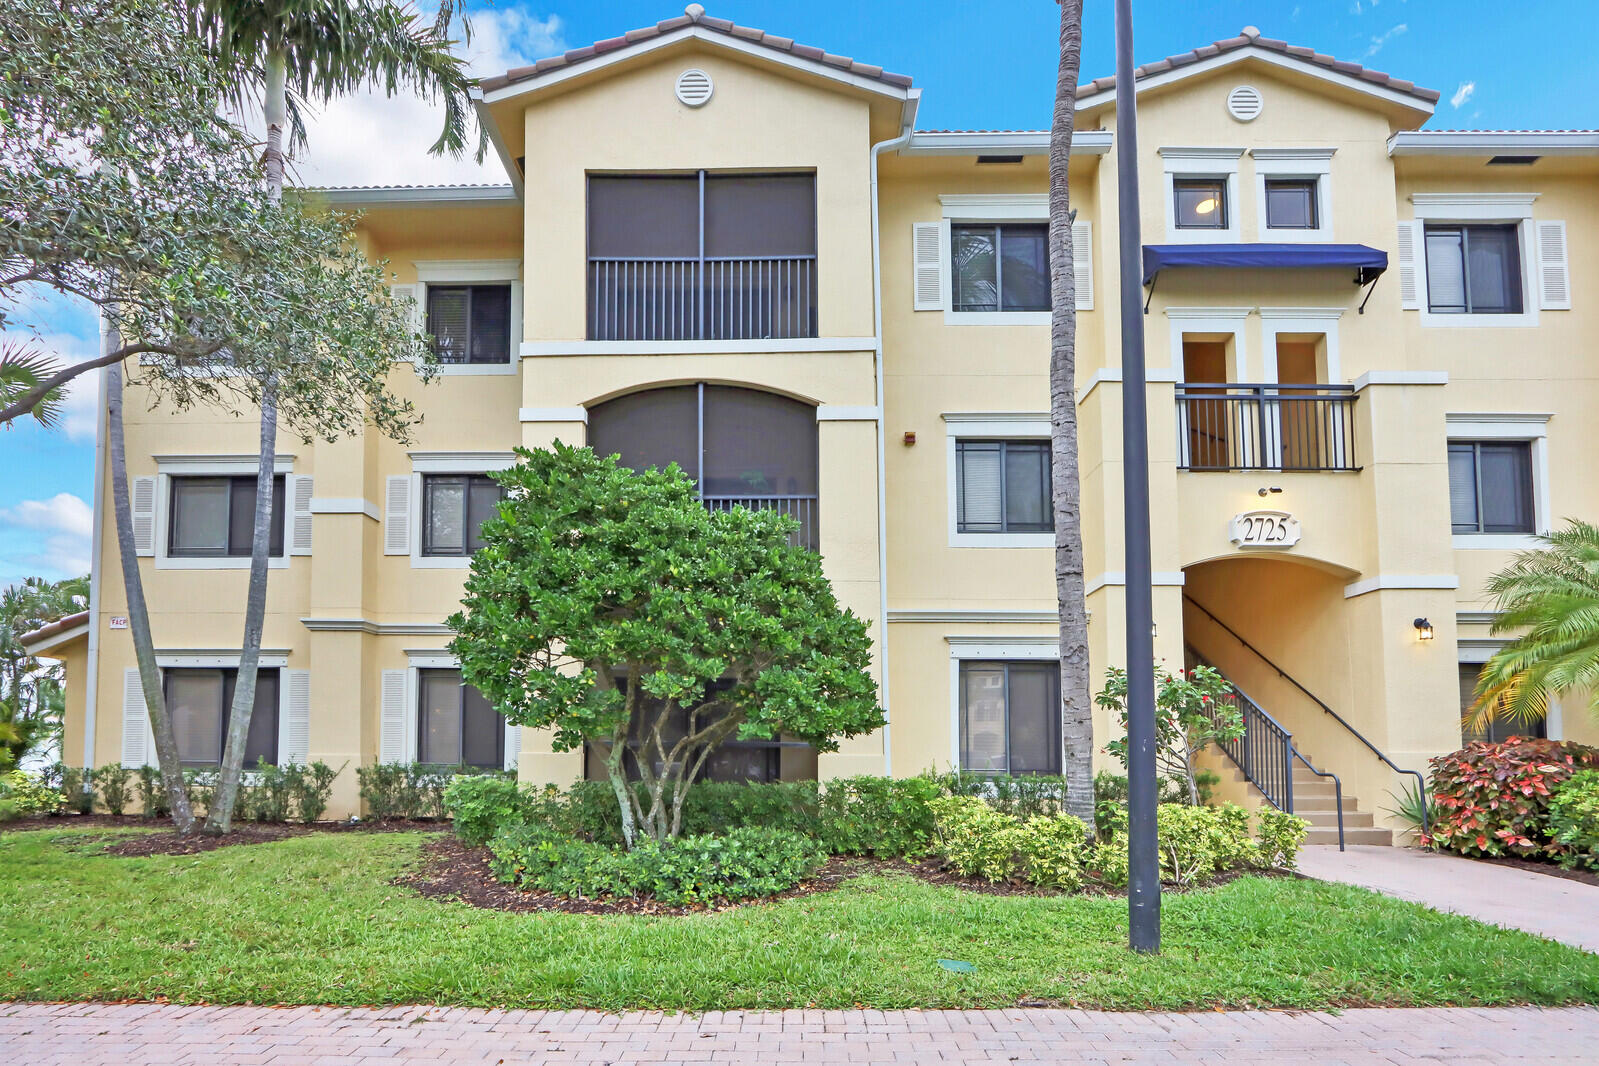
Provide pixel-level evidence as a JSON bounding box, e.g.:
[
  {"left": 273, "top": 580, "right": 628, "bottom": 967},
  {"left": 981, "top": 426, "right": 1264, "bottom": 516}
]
[{"left": 588, "top": 384, "right": 820, "bottom": 550}]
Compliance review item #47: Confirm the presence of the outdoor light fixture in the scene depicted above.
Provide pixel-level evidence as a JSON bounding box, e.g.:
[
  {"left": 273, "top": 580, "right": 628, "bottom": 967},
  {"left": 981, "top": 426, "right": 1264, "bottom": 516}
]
[
  {"left": 1256, "top": 486, "right": 1283, "bottom": 497},
  {"left": 1413, "top": 618, "right": 1434, "bottom": 641}
]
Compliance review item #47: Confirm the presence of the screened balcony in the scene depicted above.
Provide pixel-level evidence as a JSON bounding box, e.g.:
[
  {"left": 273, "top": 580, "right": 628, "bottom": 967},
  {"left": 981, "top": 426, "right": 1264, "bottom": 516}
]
[
  {"left": 1176, "top": 383, "right": 1358, "bottom": 472},
  {"left": 587, "top": 384, "right": 820, "bottom": 549},
  {"left": 586, "top": 172, "right": 818, "bottom": 341}
]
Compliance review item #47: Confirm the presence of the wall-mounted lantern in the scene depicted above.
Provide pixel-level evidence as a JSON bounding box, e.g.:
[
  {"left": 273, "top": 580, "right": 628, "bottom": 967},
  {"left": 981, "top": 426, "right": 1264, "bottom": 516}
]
[{"left": 1413, "top": 617, "right": 1434, "bottom": 641}]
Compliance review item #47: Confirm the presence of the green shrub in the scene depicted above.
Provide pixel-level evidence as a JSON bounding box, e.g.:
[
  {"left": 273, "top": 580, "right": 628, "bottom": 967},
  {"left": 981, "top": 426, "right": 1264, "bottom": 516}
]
[
  {"left": 936, "top": 771, "right": 1070, "bottom": 818},
  {"left": 1256, "top": 807, "right": 1311, "bottom": 870},
  {"left": 242, "top": 760, "right": 294, "bottom": 822},
  {"left": 1157, "top": 803, "right": 1249, "bottom": 886},
  {"left": 444, "top": 774, "right": 533, "bottom": 846},
  {"left": 93, "top": 764, "right": 133, "bottom": 815},
  {"left": 928, "top": 795, "right": 1088, "bottom": 889},
  {"left": 57, "top": 765, "right": 94, "bottom": 815},
  {"left": 816, "top": 776, "right": 939, "bottom": 857},
  {"left": 0, "top": 799, "right": 22, "bottom": 823},
  {"left": 291, "top": 761, "right": 341, "bottom": 823},
  {"left": 0, "top": 770, "right": 58, "bottom": 818},
  {"left": 1428, "top": 737, "right": 1599, "bottom": 858},
  {"left": 136, "top": 765, "right": 170, "bottom": 818},
  {"left": 1085, "top": 831, "right": 1130, "bottom": 888},
  {"left": 488, "top": 825, "right": 826, "bottom": 905},
  {"left": 1093, "top": 771, "right": 1129, "bottom": 836},
  {"left": 1549, "top": 769, "right": 1599, "bottom": 870},
  {"left": 184, "top": 769, "right": 216, "bottom": 816},
  {"left": 359, "top": 763, "right": 509, "bottom": 821}
]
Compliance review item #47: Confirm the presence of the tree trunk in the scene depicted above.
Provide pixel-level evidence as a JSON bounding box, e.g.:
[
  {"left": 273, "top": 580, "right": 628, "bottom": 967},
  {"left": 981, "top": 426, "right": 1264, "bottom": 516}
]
[
  {"left": 1049, "top": 0, "right": 1094, "bottom": 833},
  {"left": 206, "top": 43, "right": 286, "bottom": 833},
  {"left": 107, "top": 347, "right": 195, "bottom": 833}
]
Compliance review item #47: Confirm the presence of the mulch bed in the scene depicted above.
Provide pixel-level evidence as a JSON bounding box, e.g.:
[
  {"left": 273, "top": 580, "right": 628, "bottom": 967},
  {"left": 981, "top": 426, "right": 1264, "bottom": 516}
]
[
  {"left": 394, "top": 835, "right": 1295, "bottom": 916},
  {"left": 1474, "top": 853, "right": 1599, "bottom": 888},
  {"left": 0, "top": 814, "right": 449, "bottom": 857}
]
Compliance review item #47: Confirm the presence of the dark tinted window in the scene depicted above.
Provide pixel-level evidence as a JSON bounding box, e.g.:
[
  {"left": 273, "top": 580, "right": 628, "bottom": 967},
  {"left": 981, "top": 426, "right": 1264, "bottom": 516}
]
[
  {"left": 418, "top": 668, "right": 503, "bottom": 768},
  {"left": 165, "top": 667, "right": 279, "bottom": 767},
  {"left": 951, "top": 224, "right": 1051, "bottom": 312},
  {"left": 1264, "top": 179, "right": 1318, "bottom": 229},
  {"left": 427, "top": 284, "right": 511, "bottom": 363},
  {"left": 1425, "top": 224, "right": 1523, "bottom": 314},
  {"left": 1448, "top": 441, "right": 1534, "bottom": 534},
  {"left": 1174, "top": 178, "right": 1227, "bottom": 228},
  {"left": 1459, "top": 662, "right": 1544, "bottom": 743},
  {"left": 421, "top": 474, "right": 505, "bottom": 556},
  {"left": 168, "top": 476, "right": 284, "bottom": 557},
  {"left": 960, "top": 661, "right": 1060, "bottom": 774},
  {"left": 956, "top": 440, "right": 1053, "bottom": 533}
]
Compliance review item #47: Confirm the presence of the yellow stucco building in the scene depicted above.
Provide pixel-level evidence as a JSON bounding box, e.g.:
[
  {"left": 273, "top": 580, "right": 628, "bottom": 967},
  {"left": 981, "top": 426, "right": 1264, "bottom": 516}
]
[{"left": 31, "top": 11, "right": 1599, "bottom": 840}]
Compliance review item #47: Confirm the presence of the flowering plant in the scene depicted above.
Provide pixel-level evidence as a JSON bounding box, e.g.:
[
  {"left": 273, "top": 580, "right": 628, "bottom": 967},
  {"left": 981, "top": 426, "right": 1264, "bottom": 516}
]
[{"left": 1098, "top": 665, "right": 1243, "bottom": 805}]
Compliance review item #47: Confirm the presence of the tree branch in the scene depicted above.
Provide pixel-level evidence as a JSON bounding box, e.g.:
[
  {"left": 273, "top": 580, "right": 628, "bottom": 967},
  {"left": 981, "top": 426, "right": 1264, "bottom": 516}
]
[{"left": 0, "top": 341, "right": 200, "bottom": 427}]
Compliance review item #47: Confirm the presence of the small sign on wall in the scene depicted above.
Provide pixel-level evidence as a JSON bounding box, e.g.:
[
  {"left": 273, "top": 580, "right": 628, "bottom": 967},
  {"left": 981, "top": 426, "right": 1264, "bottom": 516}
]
[
  {"left": 1229, "top": 510, "right": 1301, "bottom": 550},
  {"left": 108, "top": 615, "right": 128, "bottom": 630}
]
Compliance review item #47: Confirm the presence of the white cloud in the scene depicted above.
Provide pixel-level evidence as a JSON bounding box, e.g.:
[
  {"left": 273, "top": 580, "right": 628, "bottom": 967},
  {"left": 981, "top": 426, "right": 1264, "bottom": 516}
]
[
  {"left": 1363, "top": 23, "right": 1407, "bottom": 58},
  {"left": 1451, "top": 81, "right": 1476, "bottom": 109},
  {"left": 0, "top": 493, "right": 93, "bottom": 579},
  {"left": 282, "top": 6, "right": 567, "bottom": 188}
]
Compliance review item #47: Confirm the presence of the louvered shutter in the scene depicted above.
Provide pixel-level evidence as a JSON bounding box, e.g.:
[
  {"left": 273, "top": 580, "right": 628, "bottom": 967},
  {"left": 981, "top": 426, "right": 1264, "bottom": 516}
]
[
  {"left": 379, "top": 669, "right": 408, "bottom": 763},
  {"left": 290, "top": 476, "right": 314, "bottom": 555},
  {"left": 1072, "top": 220, "right": 1093, "bottom": 311},
  {"left": 384, "top": 475, "right": 411, "bottom": 555},
  {"left": 279, "top": 670, "right": 311, "bottom": 765},
  {"left": 912, "top": 221, "right": 947, "bottom": 311},
  {"left": 132, "top": 476, "right": 157, "bottom": 555},
  {"left": 121, "top": 668, "right": 151, "bottom": 766},
  {"left": 1396, "top": 221, "right": 1420, "bottom": 309},
  {"left": 505, "top": 724, "right": 521, "bottom": 773},
  {"left": 388, "top": 283, "right": 423, "bottom": 333},
  {"left": 1536, "top": 220, "right": 1570, "bottom": 310}
]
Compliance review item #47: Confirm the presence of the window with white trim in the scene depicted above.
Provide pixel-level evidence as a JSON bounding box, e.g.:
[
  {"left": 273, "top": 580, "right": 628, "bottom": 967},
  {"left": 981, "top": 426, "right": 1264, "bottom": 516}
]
[
  {"left": 959, "top": 660, "right": 1060, "bottom": 774},
  {"left": 1424, "top": 224, "right": 1523, "bottom": 315},
  {"left": 1448, "top": 440, "right": 1534, "bottom": 534},
  {"left": 420, "top": 473, "right": 504, "bottom": 556},
  {"left": 168, "top": 475, "right": 284, "bottom": 558},
  {"left": 1459, "top": 662, "right": 1544, "bottom": 743},
  {"left": 955, "top": 440, "right": 1053, "bottom": 534},
  {"left": 1173, "top": 178, "right": 1228, "bottom": 229},
  {"left": 951, "top": 223, "right": 1050, "bottom": 312},
  {"left": 1160, "top": 148, "right": 1242, "bottom": 243},
  {"left": 417, "top": 669, "right": 504, "bottom": 768},
  {"left": 1264, "top": 179, "right": 1318, "bottom": 230},
  {"left": 427, "top": 284, "right": 512, "bottom": 363},
  {"left": 165, "top": 667, "right": 279, "bottom": 767}
]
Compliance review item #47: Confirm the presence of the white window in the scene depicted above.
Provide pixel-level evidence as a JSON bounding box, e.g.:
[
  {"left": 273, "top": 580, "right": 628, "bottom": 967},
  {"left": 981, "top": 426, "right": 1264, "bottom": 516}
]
[
  {"left": 1160, "top": 148, "right": 1243, "bottom": 243},
  {"left": 944, "top": 414, "right": 1053, "bottom": 547},
  {"left": 1444, "top": 414, "right": 1550, "bottom": 549},
  {"left": 393, "top": 259, "right": 522, "bottom": 374},
  {"left": 120, "top": 654, "right": 308, "bottom": 768},
  {"left": 141, "top": 456, "right": 310, "bottom": 569},
  {"left": 1400, "top": 195, "right": 1568, "bottom": 327},
  {"left": 386, "top": 452, "right": 516, "bottom": 568},
  {"left": 946, "top": 636, "right": 1060, "bottom": 772},
  {"left": 1250, "top": 148, "right": 1334, "bottom": 242},
  {"left": 913, "top": 195, "right": 1092, "bottom": 323},
  {"left": 381, "top": 655, "right": 520, "bottom": 770}
]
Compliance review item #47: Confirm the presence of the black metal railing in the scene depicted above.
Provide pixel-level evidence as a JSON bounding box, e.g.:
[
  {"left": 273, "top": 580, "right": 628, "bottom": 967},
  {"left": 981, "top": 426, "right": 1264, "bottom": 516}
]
[
  {"left": 588, "top": 255, "right": 817, "bottom": 341},
  {"left": 703, "top": 494, "right": 818, "bottom": 550},
  {"left": 1208, "top": 682, "right": 1296, "bottom": 815},
  {"left": 1292, "top": 749, "right": 1346, "bottom": 851},
  {"left": 1176, "top": 383, "right": 1358, "bottom": 472},
  {"left": 1186, "top": 595, "right": 1429, "bottom": 835}
]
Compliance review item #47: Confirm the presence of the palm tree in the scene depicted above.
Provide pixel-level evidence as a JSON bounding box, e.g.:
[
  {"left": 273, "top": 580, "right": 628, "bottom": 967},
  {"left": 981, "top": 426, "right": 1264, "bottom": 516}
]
[
  {"left": 0, "top": 576, "right": 90, "bottom": 767},
  {"left": 176, "top": 0, "right": 478, "bottom": 832},
  {"left": 1469, "top": 520, "right": 1599, "bottom": 734},
  {"left": 0, "top": 341, "right": 65, "bottom": 431},
  {"left": 1048, "top": 0, "right": 1094, "bottom": 831}
]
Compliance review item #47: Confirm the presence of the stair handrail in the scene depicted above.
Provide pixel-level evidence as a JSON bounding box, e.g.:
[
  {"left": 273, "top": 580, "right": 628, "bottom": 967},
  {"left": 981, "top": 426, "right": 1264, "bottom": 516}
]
[
  {"left": 1184, "top": 594, "right": 1430, "bottom": 835},
  {"left": 1290, "top": 748, "right": 1346, "bottom": 851}
]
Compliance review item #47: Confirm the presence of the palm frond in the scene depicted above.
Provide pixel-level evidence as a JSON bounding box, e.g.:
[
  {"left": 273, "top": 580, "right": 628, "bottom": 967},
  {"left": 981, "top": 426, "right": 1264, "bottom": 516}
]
[{"left": 0, "top": 341, "right": 64, "bottom": 429}]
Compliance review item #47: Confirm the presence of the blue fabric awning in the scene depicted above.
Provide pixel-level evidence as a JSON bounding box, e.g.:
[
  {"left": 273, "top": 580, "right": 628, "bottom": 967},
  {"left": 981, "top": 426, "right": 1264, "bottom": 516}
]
[{"left": 1142, "top": 243, "right": 1388, "bottom": 285}]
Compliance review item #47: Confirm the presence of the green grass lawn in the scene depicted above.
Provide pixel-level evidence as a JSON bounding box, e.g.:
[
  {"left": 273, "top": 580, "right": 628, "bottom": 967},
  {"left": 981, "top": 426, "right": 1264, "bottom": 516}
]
[{"left": 1, "top": 825, "right": 1595, "bottom": 1010}]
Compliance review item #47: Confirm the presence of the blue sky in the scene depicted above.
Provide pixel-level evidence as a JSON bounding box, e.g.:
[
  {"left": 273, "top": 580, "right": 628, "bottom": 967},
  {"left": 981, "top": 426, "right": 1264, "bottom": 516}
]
[{"left": 2, "top": 0, "right": 1592, "bottom": 588}]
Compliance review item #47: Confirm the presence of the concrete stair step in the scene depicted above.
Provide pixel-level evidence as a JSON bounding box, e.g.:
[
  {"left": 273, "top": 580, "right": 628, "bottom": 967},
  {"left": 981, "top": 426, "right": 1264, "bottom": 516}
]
[
  {"left": 1296, "top": 809, "right": 1374, "bottom": 828},
  {"left": 1305, "top": 825, "right": 1392, "bottom": 846}
]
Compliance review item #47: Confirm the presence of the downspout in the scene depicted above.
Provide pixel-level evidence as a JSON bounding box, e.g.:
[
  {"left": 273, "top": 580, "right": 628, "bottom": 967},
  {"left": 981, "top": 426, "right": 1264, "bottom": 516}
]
[
  {"left": 83, "top": 326, "right": 110, "bottom": 768},
  {"left": 868, "top": 97, "right": 918, "bottom": 775}
]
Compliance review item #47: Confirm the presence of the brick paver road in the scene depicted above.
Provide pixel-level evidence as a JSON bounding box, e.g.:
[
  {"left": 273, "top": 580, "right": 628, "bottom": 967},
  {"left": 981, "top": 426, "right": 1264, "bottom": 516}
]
[{"left": 1, "top": 1002, "right": 1592, "bottom": 1064}]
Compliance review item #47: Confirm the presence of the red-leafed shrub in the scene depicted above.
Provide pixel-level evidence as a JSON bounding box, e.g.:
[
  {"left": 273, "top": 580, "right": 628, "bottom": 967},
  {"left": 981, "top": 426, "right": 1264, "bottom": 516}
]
[{"left": 1428, "top": 738, "right": 1599, "bottom": 859}]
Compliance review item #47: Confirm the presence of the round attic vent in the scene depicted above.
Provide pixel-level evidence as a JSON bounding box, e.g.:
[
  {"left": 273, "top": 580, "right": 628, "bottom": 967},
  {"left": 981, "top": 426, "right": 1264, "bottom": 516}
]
[
  {"left": 675, "top": 68, "right": 714, "bottom": 108},
  {"left": 1227, "top": 85, "right": 1263, "bottom": 122}
]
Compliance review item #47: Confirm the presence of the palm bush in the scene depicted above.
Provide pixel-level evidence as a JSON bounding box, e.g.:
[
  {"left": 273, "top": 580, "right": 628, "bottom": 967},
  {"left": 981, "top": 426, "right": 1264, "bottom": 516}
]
[{"left": 1470, "top": 520, "right": 1599, "bottom": 733}]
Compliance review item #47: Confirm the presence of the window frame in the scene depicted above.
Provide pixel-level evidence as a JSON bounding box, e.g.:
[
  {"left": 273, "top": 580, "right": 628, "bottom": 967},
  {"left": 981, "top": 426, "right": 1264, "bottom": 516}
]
[
  {"left": 952, "top": 655, "right": 1063, "bottom": 776},
  {"left": 1263, "top": 178, "right": 1319, "bottom": 230},
  {"left": 955, "top": 439, "right": 1054, "bottom": 535},
  {"left": 415, "top": 667, "right": 505, "bottom": 770},
  {"left": 1448, "top": 439, "right": 1535, "bottom": 536},
  {"left": 1159, "top": 148, "right": 1243, "bottom": 244},
  {"left": 1423, "top": 222, "right": 1525, "bottom": 316},
  {"left": 1409, "top": 196, "right": 1539, "bottom": 328},
  {"left": 936, "top": 194, "right": 1054, "bottom": 325},
  {"left": 1445, "top": 414, "right": 1550, "bottom": 549},
  {"left": 949, "top": 222, "right": 1052, "bottom": 314},
  {"left": 162, "top": 665, "right": 281, "bottom": 769},
  {"left": 406, "top": 453, "right": 518, "bottom": 569},
  {"left": 153, "top": 456, "right": 298, "bottom": 571},
  {"left": 419, "top": 472, "right": 505, "bottom": 557},
  {"left": 410, "top": 260, "right": 522, "bottom": 373},
  {"left": 1250, "top": 148, "right": 1334, "bottom": 242},
  {"left": 426, "top": 284, "right": 514, "bottom": 365},
  {"left": 166, "top": 474, "right": 286, "bottom": 559},
  {"left": 1172, "top": 177, "right": 1230, "bottom": 230},
  {"left": 944, "top": 415, "right": 1054, "bottom": 547}
]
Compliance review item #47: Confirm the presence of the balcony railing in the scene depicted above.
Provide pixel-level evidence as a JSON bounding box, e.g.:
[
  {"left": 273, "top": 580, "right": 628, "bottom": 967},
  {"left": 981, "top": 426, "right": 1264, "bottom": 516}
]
[
  {"left": 1176, "top": 383, "right": 1358, "bottom": 472},
  {"left": 703, "top": 494, "right": 818, "bottom": 550},
  {"left": 588, "top": 255, "right": 818, "bottom": 341}
]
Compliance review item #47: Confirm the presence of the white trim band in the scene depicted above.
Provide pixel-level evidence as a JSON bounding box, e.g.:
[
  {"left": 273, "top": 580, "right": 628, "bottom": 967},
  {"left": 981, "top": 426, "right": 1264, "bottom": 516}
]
[{"left": 1342, "top": 575, "right": 1459, "bottom": 599}]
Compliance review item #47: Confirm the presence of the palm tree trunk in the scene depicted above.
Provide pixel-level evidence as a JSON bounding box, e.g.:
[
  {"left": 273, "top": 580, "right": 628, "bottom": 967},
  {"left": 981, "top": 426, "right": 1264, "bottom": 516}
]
[
  {"left": 107, "top": 348, "right": 195, "bottom": 833},
  {"left": 1049, "top": 0, "right": 1094, "bottom": 833},
  {"left": 206, "top": 42, "right": 286, "bottom": 833}
]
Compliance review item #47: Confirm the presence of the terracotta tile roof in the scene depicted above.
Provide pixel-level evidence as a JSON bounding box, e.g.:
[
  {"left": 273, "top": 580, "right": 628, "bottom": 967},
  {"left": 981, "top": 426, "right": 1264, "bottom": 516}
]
[
  {"left": 18, "top": 610, "right": 88, "bottom": 650},
  {"left": 1075, "top": 26, "right": 1440, "bottom": 105},
  {"left": 479, "top": 4, "right": 912, "bottom": 94}
]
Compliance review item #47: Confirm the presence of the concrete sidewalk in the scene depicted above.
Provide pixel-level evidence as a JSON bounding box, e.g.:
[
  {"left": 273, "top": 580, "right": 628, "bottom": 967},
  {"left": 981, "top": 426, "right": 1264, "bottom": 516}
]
[
  {"left": 1298, "top": 844, "right": 1599, "bottom": 953},
  {"left": 1, "top": 1001, "right": 1594, "bottom": 1064}
]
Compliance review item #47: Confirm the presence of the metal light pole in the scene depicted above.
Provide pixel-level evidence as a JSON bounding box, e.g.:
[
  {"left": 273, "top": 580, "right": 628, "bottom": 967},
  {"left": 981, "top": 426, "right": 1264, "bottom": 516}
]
[{"left": 1112, "top": 0, "right": 1161, "bottom": 954}]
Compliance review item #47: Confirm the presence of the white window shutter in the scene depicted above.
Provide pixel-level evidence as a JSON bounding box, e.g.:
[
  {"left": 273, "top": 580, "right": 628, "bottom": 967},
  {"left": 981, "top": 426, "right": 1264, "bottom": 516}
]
[
  {"left": 132, "top": 476, "right": 157, "bottom": 556},
  {"left": 290, "top": 476, "right": 314, "bottom": 555},
  {"left": 1396, "top": 221, "right": 1420, "bottom": 310},
  {"left": 505, "top": 724, "right": 521, "bottom": 772},
  {"left": 1536, "top": 220, "right": 1570, "bottom": 310},
  {"left": 1072, "top": 220, "right": 1094, "bottom": 311},
  {"left": 121, "top": 668, "right": 149, "bottom": 766},
  {"left": 384, "top": 475, "right": 411, "bottom": 555},
  {"left": 388, "top": 283, "right": 422, "bottom": 332},
  {"left": 279, "top": 670, "right": 311, "bottom": 765},
  {"left": 380, "top": 669, "right": 408, "bottom": 763},
  {"left": 912, "top": 221, "right": 947, "bottom": 311}
]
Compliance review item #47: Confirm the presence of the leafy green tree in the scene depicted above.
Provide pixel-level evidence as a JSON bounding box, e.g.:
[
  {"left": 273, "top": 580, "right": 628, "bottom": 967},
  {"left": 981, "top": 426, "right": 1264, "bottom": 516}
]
[
  {"left": 0, "top": 577, "right": 89, "bottom": 768},
  {"left": 179, "top": 0, "right": 479, "bottom": 834},
  {"left": 1471, "top": 520, "right": 1599, "bottom": 733},
  {"left": 449, "top": 445, "right": 884, "bottom": 847},
  {"left": 1098, "top": 665, "right": 1244, "bottom": 806}
]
